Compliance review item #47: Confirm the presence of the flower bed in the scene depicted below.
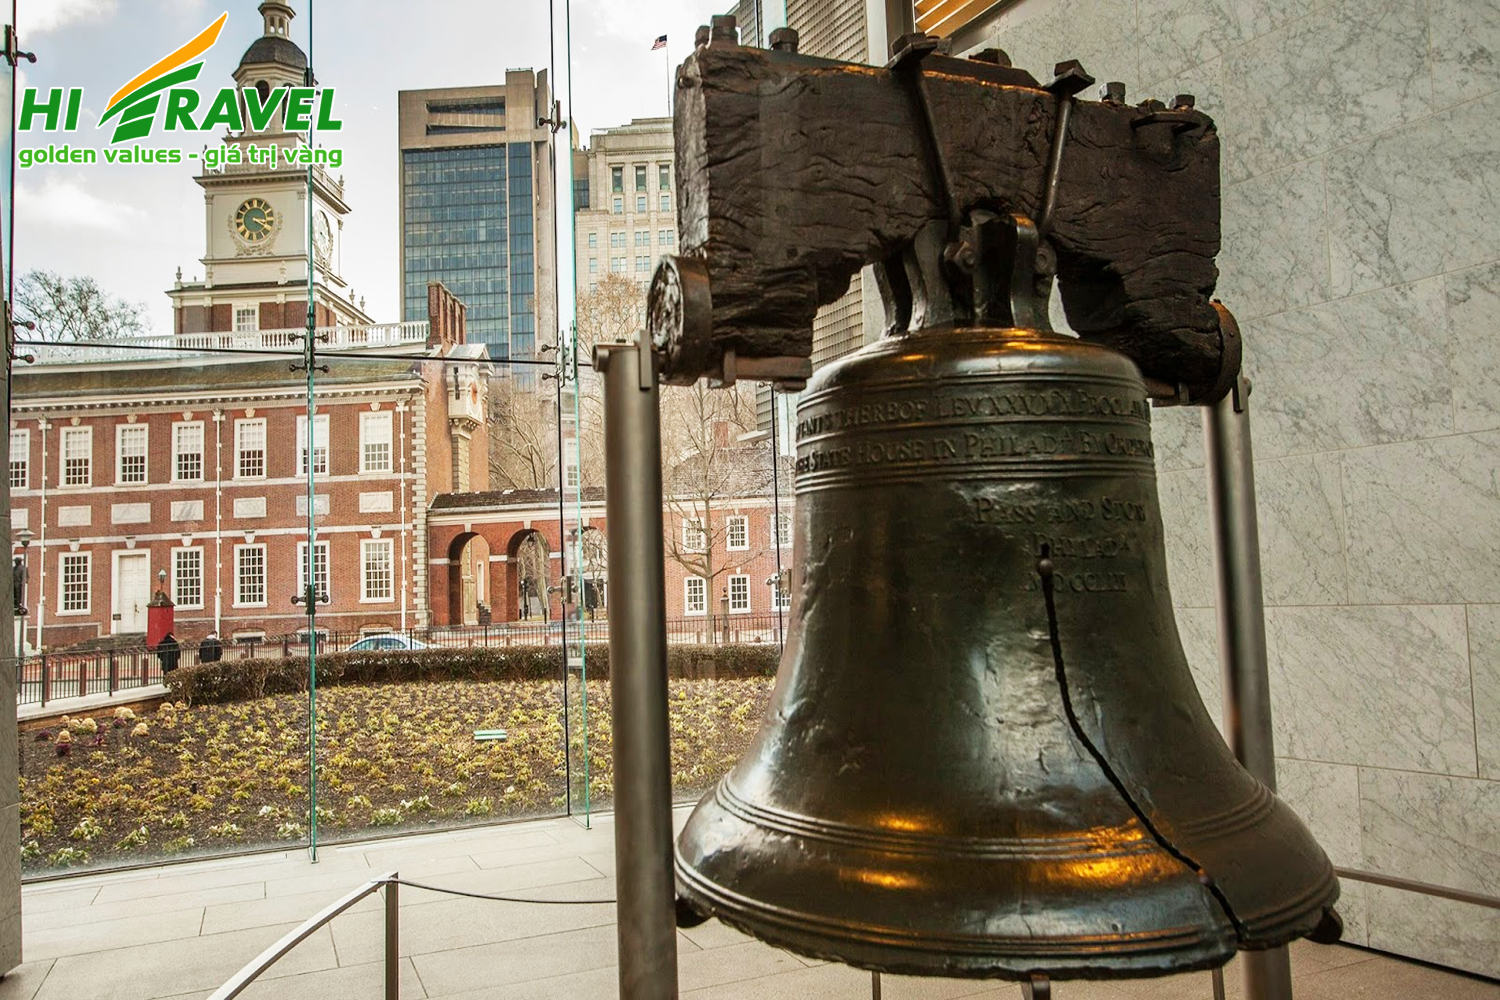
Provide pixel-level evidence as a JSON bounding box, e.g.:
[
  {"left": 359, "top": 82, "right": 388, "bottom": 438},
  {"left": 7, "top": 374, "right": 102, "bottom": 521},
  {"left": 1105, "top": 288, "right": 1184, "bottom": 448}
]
[{"left": 19, "top": 677, "right": 773, "bottom": 874}]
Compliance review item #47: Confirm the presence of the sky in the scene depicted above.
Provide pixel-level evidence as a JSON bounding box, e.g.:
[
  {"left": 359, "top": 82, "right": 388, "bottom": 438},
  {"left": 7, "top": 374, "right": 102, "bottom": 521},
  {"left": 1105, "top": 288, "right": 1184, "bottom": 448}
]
[{"left": 11, "top": 0, "right": 736, "bottom": 337}]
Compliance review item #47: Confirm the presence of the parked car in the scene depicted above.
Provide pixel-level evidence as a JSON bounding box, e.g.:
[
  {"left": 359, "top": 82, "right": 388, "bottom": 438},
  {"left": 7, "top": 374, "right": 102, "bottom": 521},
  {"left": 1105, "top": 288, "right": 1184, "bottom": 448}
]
[{"left": 345, "top": 635, "right": 431, "bottom": 652}]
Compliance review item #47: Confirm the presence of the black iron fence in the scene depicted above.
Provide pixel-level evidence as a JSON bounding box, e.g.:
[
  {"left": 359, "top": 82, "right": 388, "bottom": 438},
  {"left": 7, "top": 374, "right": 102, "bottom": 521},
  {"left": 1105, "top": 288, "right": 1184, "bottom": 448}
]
[{"left": 16, "top": 612, "right": 788, "bottom": 708}]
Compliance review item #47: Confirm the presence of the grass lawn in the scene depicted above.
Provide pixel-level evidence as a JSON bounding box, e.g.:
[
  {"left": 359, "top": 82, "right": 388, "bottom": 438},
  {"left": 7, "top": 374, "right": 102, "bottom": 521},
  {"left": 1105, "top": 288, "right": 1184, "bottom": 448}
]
[{"left": 19, "top": 678, "right": 773, "bottom": 874}]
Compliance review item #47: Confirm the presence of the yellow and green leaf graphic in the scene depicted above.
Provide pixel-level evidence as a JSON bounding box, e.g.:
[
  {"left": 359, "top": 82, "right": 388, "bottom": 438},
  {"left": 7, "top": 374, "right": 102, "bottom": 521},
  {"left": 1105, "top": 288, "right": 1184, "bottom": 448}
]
[{"left": 98, "top": 13, "right": 228, "bottom": 144}]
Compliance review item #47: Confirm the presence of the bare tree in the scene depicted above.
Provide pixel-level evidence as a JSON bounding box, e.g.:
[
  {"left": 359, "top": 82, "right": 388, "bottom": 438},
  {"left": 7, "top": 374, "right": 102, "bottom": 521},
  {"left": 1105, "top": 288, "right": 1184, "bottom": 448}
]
[
  {"left": 661, "top": 379, "right": 770, "bottom": 639},
  {"left": 488, "top": 375, "right": 556, "bottom": 490},
  {"left": 515, "top": 531, "right": 550, "bottom": 621},
  {"left": 570, "top": 274, "right": 644, "bottom": 487},
  {"left": 15, "top": 270, "right": 149, "bottom": 342}
]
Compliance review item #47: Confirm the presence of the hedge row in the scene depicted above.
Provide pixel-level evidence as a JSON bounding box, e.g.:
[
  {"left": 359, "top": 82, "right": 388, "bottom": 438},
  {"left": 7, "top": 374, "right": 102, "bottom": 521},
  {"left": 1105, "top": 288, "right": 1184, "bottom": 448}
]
[{"left": 166, "top": 642, "right": 782, "bottom": 707}]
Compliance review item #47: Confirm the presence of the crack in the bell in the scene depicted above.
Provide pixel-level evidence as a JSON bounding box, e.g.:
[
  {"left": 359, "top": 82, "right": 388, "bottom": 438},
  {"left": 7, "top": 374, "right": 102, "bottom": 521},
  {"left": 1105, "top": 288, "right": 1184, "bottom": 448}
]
[{"left": 1034, "top": 543, "right": 1248, "bottom": 943}]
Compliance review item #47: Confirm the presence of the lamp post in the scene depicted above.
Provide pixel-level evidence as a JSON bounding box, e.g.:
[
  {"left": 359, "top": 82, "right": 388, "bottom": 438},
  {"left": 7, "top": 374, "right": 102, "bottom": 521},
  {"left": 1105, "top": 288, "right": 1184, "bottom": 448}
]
[{"left": 13, "top": 528, "right": 32, "bottom": 658}]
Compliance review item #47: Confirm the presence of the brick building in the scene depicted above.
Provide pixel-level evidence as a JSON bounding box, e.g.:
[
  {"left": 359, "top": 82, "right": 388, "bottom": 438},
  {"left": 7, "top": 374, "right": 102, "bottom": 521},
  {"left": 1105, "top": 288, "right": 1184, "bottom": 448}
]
[
  {"left": 9, "top": 286, "right": 487, "bottom": 649},
  {"left": 427, "top": 446, "right": 794, "bottom": 627}
]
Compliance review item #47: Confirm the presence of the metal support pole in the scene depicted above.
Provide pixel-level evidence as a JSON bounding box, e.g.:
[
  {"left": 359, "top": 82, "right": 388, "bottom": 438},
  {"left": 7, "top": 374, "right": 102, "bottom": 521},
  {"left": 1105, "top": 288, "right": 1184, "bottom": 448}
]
[
  {"left": 598, "top": 337, "right": 678, "bottom": 1000},
  {"left": 1203, "top": 376, "right": 1293, "bottom": 1000},
  {"left": 385, "top": 877, "right": 400, "bottom": 1000}
]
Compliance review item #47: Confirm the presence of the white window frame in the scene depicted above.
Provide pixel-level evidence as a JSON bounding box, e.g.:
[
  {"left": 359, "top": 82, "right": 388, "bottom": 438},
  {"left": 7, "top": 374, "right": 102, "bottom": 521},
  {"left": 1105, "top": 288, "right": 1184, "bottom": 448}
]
[
  {"left": 611, "top": 196, "right": 622, "bottom": 215},
  {"left": 61, "top": 426, "right": 92, "bottom": 487},
  {"left": 587, "top": 232, "right": 597, "bottom": 249},
  {"left": 9, "top": 428, "right": 28, "bottom": 490},
  {"left": 728, "top": 574, "right": 751, "bottom": 613},
  {"left": 660, "top": 192, "right": 671, "bottom": 211},
  {"left": 234, "top": 543, "right": 267, "bottom": 607},
  {"left": 59, "top": 552, "right": 90, "bottom": 614},
  {"left": 298, "top": 540, "right": 331, "bottom": 604},
  {"left": 172, "top": 421, "right": 204, "bottom": 482},
  {"left": 564, "top": 456, "right": 580, "bottom": 490},
  {"left": 588, "top": 258, "right": 598, "bottom": 274},
  {"left": 298, "top": 414, "right": 330, "bottom": 476},
  {"left": 773, "top": 510, "right": 792, "bottom": 548},
  {"left": 359, "top": 411, "right": 394, "bottom": 474},
  {"left": 236, "top": 418, "right": 266, "bottom": 479},
  {"left": 772, "top": 574, "right": 792, "bottom": 610},
  {"left": 172, "top": 547, "right": 205, "bottom": 609},
  {"left": 658, "top": 162, "right": 670, "bottom": 189},
  {"left": 361, "top": 538, "right": 395, "bottom": 602},
  {"left": 726, "top": 515, "right": 749, "bottom": 550},
  {"left": 684, "top": 576, "right": 706, "bottom": 616},
  {"left": 636, "top": 194, "right": 647, "bottom": 213},
  {"left": 234, "top": 306, "right": 259, "bottom": 332},
  {"left": 659, "top": 229, "right": 674, "bottom": 246},
  {"left": 682, "top": 519, "right": 706, "bottom": 553},
  {"left": 115, "top": 424, "right": 149, "bottom": 485}
]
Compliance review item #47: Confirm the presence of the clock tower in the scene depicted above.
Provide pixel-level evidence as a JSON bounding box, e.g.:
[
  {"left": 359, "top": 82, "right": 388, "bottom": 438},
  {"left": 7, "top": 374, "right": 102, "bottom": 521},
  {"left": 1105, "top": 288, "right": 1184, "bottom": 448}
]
[{"left": 168, "top": 0, "right": 371, "bottom": 337}]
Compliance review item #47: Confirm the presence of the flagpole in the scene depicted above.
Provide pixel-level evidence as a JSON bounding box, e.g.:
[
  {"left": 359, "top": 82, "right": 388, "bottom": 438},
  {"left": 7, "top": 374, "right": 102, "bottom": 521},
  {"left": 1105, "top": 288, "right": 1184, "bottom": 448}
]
[{"left": 664, "top": 38, "right": 671, "bottom": 117}]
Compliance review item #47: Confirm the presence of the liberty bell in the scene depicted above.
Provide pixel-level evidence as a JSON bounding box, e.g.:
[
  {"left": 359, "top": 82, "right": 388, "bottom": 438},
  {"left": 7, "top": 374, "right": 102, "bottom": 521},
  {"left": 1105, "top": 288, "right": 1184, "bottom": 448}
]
[{"left": 654, "top": 32, "right": 1338, "bottom": 984}]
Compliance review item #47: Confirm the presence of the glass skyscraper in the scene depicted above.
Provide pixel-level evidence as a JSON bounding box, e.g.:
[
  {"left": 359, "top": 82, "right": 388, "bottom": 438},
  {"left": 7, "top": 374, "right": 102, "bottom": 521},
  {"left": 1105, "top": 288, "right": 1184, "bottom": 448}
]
[{"left": 397, "top": 76, "right": 553, "bottom": 366}]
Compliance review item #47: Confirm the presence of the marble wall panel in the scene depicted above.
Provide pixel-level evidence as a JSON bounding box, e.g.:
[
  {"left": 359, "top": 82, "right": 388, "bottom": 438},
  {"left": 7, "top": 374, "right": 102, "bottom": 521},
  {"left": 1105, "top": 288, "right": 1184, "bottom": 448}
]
[
  {"left": 1156, "top": 469, "right": 1215, "bottom": 609},
  {"left": 1327, "top": 89, "right": 1500, "bottom": 297},
  {"left": 1275, "top": 759, "right": 1360, "bottom": 868},
  {"left": 1174, "top": 605, "right": 1224, "bottom": 735},
  {"left": 1254, "top": 454, "right": 1347, "bottom": 606},
  {"left": 1333, "top": 877, "right": 1369, "bottom": 947},
  {"left": 1342, "top": 432, "right": 1500, "bottom": 604},
  {"left": 0, "top": 804, "right": 16, "bottom": 972},
  {"left": 1366, "top": 885, "right": 1500, "bottom": 979},
  {"left": 1428, "top": 0, "right": 1500, "bottom": 110},
  {"left": 1218, "top": 159, "right": 1330, "bottom": 321},
  {"left": 979, "top": 0, "right": 1140, "bottom": 90},
  {"left": 1360, "top": 768, "right": 1500, "bottom": 892},
  {"left": 1266, "top": 605, "right": 1474, "bottom": 774},
  {"left": 1471, "top": 605, "right": 1500, "bottom": 780},
  {"left": 1445, "top": 262, "right": 1500, "bottom": 434},
  {"left": 1244, "top": 277, "right": 1450, "bottom": 459},
  {"left": 1136, "top": 0, "right": 1315, "bottom": 85},
  {"left": 1220, "top": 0, "right": 1432, "bottom": 185},
  {"left": 1150, "top": 406, "right": 1204, "bottom": 474}
]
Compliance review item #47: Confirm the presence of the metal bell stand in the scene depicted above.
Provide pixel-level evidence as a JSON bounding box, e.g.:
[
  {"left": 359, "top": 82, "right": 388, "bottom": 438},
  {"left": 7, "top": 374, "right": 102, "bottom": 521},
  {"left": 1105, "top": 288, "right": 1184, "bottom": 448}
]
[{"left": 596, "top": 333, "right": 1295, "bottom": 1000}]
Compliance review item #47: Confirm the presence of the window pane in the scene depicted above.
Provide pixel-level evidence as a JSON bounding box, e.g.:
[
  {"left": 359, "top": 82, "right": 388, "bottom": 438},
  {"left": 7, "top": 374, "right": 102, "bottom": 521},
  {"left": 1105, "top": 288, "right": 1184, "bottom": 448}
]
[
  {"left": 360, "top": 411, "right": 393, "bottom": 473},
  {"left": 116, "top": 425, "right": 148, "bottom": 483},
  {"left": 172, "top": 548, "right": 204, "bottom": 608},
  {"left": 362, "top": 539, "right": 394, "bottom": 600},
  {"left": 61, "top": 553, "right": 90, "bottom": 612},
  {"left": 62, "top": 426, "right": 91, "bottom": 486},
  {"left": 298, "top": 541, "right": 330, "bottom": 603},
  {"left": 634, "top": 164, "right": 646, "bottom": 191},
  {"left": 235, "top": 545, "right": 266, "bottom": 606},
  {"left": 237, "top": 419, "right": 266, "bottom": 478},
  {"left": 728, "top": 575, "right": 750, "bottom": 612},
  {"left": 173, "top": 422, "right": 204, "bottom": 481},
  {"left": 9, "top": 429, "right": 27, "bottom": 489},
  {"left": 298, "top": 414, "right": 330, "bottom": 475}
]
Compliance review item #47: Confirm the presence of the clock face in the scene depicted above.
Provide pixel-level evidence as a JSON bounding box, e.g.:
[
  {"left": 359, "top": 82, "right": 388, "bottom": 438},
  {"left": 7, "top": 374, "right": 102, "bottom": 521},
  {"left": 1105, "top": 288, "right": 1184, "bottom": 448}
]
[
  {"left": 234, "top": 198, "right": 277, "bottom": 243},
  {"left": 313, "top": 211, "right": 333, "bottom": 262}
]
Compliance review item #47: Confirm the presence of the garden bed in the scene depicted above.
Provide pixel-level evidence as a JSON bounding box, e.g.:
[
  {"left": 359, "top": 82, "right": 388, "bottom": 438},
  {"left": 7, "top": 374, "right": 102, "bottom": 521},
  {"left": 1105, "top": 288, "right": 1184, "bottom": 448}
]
[{"left": 19, "top": 677, "right": 773, "bottom": 874}]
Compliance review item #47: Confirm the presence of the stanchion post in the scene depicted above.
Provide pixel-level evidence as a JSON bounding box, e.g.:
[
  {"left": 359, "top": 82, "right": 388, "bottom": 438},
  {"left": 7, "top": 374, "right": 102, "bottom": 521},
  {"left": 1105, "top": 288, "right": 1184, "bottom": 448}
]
[
  {"left": 385, "top": 874, "right": 400, "bottom": 1000},
  {"left": 1203, "top": 376, "right": 1293, "bottom": 1000},
  {"left": 597, "top": 337, "right": 679, "bottom": 1000}
]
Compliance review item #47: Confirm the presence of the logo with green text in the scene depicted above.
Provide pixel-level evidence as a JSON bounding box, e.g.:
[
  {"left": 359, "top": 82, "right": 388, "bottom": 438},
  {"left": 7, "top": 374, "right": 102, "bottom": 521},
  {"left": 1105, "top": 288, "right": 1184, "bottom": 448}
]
[{"left": 17, "top": 13, "right": 344, "bottom": 170}]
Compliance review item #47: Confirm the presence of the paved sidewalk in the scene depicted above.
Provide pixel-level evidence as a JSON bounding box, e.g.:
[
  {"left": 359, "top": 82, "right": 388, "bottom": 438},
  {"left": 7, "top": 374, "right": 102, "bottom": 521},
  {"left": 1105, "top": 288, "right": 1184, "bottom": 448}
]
[{"left": 3, "top": 809, "right": 1495, "bottom": 1000}]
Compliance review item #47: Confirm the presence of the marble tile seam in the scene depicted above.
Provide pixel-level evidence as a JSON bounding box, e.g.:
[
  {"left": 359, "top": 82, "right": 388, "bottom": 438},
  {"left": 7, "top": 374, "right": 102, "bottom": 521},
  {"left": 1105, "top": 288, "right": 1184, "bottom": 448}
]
[
  {"left": 1222, "top": 252, "right": 1498, "bottom": 327},
  {"left": 1183, "top": 426, "right": 1499, "bottom": 471},
  {"left": 1177, "top": 601, "right": 1486, "bottom": 612},
  {"left": 1466, "top": 605, "right": 1483, "bottom": 776},
  {"left": 1135, "top": 0, "right": 1348, "bottom": 90},
  {"left": 1276, "top": 754, "right": 1499, "bottom": 779},
  {"left": 1220, "top": 76, "right": 1500, "bottom": 191}
]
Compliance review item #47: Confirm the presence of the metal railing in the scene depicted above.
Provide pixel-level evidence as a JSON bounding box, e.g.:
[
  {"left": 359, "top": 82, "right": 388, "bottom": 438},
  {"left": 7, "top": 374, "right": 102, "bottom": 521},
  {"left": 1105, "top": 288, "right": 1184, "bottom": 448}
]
[
  {"left": 26, "top": 321, "right": 430, "bottom": 364},
  {"left": 17, "top": 646, "right": 169, "bottom": 708},
  {"left": 208, "top": 871, "right": 398, "bottom": 1000},
  {"left": 16, "top": 613, "right": 787, "bottom": 707}
]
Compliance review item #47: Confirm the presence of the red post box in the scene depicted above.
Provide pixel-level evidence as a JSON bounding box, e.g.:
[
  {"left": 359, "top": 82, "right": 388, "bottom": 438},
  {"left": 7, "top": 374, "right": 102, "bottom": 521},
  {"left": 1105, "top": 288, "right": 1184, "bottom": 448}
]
[{"left": 146, "top": 579, "right": 175, "bottom": 650}]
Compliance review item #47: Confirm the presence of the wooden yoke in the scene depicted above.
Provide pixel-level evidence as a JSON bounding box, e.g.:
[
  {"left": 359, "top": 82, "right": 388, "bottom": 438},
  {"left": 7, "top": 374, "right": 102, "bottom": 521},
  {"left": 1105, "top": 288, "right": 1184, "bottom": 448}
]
[{"left": 646, "top": 20, "right": 1238, "bottom": 404}]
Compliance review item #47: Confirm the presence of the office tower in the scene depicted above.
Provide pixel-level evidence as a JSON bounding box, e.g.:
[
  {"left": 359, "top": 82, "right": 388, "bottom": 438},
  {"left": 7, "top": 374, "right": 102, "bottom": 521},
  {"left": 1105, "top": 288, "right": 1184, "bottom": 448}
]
[{"left": 398, "top": 73, "right": 558, "bottom": 365}]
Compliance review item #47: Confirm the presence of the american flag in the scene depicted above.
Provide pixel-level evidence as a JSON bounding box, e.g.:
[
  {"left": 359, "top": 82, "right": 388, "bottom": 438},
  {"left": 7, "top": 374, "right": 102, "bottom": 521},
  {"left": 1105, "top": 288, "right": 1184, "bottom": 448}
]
[{"left": 651, "top": 34, "right": 667, "bottom": 50}]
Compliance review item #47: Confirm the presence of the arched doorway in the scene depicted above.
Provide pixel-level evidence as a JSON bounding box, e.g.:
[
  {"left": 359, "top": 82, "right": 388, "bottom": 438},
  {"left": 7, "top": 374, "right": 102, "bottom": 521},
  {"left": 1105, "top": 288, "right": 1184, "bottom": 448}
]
[
  {"left": 447, "top": 532, "right": 493, "bottom": 626},
  {"left": 579, "top": 526, "right": 607, "bottom": 619},
  {"left": 509, "top": 530, "right": 551, "bottom": 622}
]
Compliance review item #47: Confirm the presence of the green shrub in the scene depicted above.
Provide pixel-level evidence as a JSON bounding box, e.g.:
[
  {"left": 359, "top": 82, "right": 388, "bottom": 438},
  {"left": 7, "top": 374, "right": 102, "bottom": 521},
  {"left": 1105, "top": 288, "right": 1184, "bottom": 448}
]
[{"left": 167, "top": 643, "right": 780, "bottom": 707}]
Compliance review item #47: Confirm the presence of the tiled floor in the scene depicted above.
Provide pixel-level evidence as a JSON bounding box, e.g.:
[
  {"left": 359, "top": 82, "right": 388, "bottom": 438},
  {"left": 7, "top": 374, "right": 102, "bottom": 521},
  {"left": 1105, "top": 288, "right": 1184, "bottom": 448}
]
[{"left": 4, "top": 808, "right": 1496, "bottom": 1000}]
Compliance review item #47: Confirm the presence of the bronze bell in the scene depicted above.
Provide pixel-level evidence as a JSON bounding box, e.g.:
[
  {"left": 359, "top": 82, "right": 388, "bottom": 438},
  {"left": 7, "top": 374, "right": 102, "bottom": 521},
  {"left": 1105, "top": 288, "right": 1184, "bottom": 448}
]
[{"left": 673, "top": 322, "right": 1338, "bottom": 980}]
